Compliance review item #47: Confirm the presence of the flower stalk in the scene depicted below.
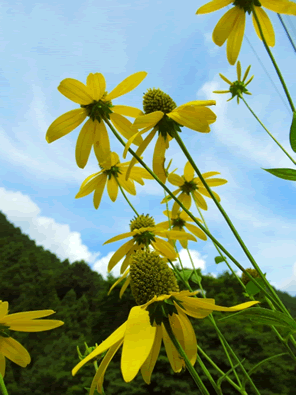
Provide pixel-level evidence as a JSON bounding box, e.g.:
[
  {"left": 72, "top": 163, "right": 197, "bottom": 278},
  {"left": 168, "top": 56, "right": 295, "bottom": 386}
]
[
  {"left": 115, "top": 177, "right": 139, "bottom": 216},
  {"left": 0, "top": 373, "right": 8, "bottom": 395}
]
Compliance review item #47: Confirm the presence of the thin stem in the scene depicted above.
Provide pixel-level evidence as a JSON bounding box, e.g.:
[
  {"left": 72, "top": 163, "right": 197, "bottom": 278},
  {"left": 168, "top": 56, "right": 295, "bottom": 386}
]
[
  {"left": 0, "top": 373, "right": 8, "bottom": 395},
  {"left": 162, "top": 317, "right": 211, "bottom": 395},
  {"left": 240, "top": 95, "right": 296, "bottom": 166},
  {"left": 251, "top": 5, "right": 295, "bottom": 113},
  {"left": 114, "top": 177, "right": 139, "bottom": 216},
  {"left": 277, "top": 14, "right": 296, "bottom": 53},
  {"left": 173, "top": 130, "right": 292, "bottom": 318},
  {"left": 104, "top": 117, "right": 284, "bottom": 312}
]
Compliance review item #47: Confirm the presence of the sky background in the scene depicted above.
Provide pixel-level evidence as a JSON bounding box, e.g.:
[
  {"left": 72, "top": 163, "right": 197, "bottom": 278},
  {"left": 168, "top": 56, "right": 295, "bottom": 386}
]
[{"left": 1, "top": 0, "right": 296, "bottom": 297}]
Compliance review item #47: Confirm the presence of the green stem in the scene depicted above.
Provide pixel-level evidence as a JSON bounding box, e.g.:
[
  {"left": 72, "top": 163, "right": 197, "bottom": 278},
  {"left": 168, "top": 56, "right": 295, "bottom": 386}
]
[
  {"left": 162, "top": 317, "right": 211, "bottom": 395},
  {"left": 251, "top": 5, "right": 295, "bottom": 113},
  {"left": 0, "top": 373, "right": 8, "bottom": 395},
  {"left": 173, "top": 130, "right": 292, "bottom": 318},
  {"left": 104, "top": 117, "right": 284, "bottom": 312},
  {"left": 240, "top": 95, "right": 296, "bottom": 166},
  {"left": 114, "top": 177, "right": 139, "bottom": 216}
]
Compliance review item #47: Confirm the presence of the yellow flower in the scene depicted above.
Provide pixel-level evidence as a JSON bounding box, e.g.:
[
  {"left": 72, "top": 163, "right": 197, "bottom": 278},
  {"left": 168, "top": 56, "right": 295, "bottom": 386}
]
[
  {"left": 196, "top": 0, "right": 296, "bottom": 65},
  {"left": 213, "top": 60, "right": 254, "bottom": 104},
  {"left": 103, "top": 214, "right": 197, "bottom": 274},
  {"left": 75, "top": 152, "right": 153, "bottom": 210},
  {"left": 46, "top": 71, "right": 147, "bottom": 168},
  {"left": 0, "top": 301, "right": 64, "bottom": 378},
  {"left": 156, "top": 209, "right": 207, "bottom": 249},
  {"left": 72, "top": 290, "right": 260, "bottom": 395},
  {"left": 161, "top": 161, "right": 228, "bottom": 216},
  {"left": 122, "top": 88, "right": 216, "bottom": 184}
]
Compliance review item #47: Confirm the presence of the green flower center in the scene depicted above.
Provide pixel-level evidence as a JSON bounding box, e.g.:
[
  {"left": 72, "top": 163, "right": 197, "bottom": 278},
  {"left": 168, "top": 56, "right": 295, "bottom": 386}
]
[
  {"left": 172, "top": 216, "right": 186, "bottom": 229},
  {"left": 180, "top": 179, "right": 198, "bottom": 195},
  {"left": 80, "top": 92, "right": 114, "bottom": 123},
  {"left": 229, "top": 81, "right": 250, "bottom": 99},
  {"left": 130, "top": 214, "right": 155, "bottom": 231},
  {"left": 133, "top": 231, "right": 156, "bottom": 247},
  {"left": 130, "top": 250, "right": 179, "bottom": 305},
  {"left": 102, "top": 165, "right": 121, "bottom": 180},
  {"left": 232, "top": 0, "right": 261, "bottom": 14}
]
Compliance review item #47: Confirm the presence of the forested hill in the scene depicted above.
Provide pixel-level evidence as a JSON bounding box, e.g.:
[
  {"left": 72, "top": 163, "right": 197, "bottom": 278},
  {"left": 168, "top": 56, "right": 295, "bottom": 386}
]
[{"left": 0, "top": 210, "right": 296, "bottom": 395}]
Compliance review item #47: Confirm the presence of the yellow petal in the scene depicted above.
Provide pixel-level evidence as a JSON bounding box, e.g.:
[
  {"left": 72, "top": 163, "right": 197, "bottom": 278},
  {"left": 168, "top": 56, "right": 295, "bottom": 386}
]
[
  {"left": 153, "top": 134, "right": 167, "bottom": 184},
  {"left": 79, "top": 172, "right": 101, "bottom": 190},
  {"left": 252, "top": 7, "right": 275, "bottom": 47},
  {"left": 93, "top": 175, "right": 108, "bottom": 209},
  {"left": 159, "top": 229, "right": 196, "bottom": 242},
  {"left": 182, "top": 297, "right": 261, "bottom": 315},
  {"left": 0, "top": 353, "right": 5, "bottom": 378},
  {"left": 58, "top": 78, "right": 94, "bottom": 105},
  {"left": 184, "top": 161, "right": 195, "bottom": 181},
  {"left": 107, "top": 176, "right": 119, "bottom": 202},
  {"left": 160, "top": 188, "right": 181, "bottom": 204},
  {"left": 111, "top": 105, "right": 144, "bottom": 118},
  {"left": 93, "top": 120, "right": 111, "bottom": 168},
  {"left": 172, "top": 193, "right": 184, "bottom": 217},
  {"left": 196, "top": 0, "right": 232, "bottom": 14},
  {"left": 86, "top": 73, "right": 106, "bottom": 101},
  {"left": 121, "top": 306, "right": 156, "bottom": 382},
  {"left": 161, "top": 321, "right": 183, "bottom": 373},
  {"left": 133, "top": 111, "right": 164, "bottom": 130},
  {"left": 103, "top": 231, "right": 136, "bottom": 245},
  {"left": 104, "top": 71, "right": 147, "bottom": 101},
  {"left": 212, "top": 7, "right": 240, "bottom": 47},
  {"left": 219, "top": 73, "right": 232, "bottom": 85},
  {"left": 236, "top": 60, "right": 241, "bottom": 81},
  {"left": 226, "top": 8, "right": 246, "bottom": 66},
  {"left": 72, "top": 322, "right": 127, "bottom": 376},
  {"left": 0, "top": 337, "right": 31, "bottom": 368},
  {"left": 125, "top": 128, "right": 158, "bottom": 181},
  {"left": 4, "top": 319, "right": 64, "bottom": 332},
  {"left": 140, "top": 325, "right": 162, "bottom": 384},
  {"left": 177, "top": 100, "right": 216, "bottom": 108},
  {"left": 197, "top": 186, "right": 221, "bottom": 202},
  {"left": 196, "top": 171, "right": 221, "bottom": 179},
  {"left": 242, "top": 65, "right": 251, "bottom": 82},
  {"left": 260, "top": 0, "right": 296, "bottom": 15},
  {"left": 197, "top": 177, "right": 227, "bottom": 187},
  {"left": 213, "top": 90, "right": 230, "bottom": 94},
  {"left": 108, "top": 239, "right": 135, "bottom": 272},
  {"left": 3, "top": 309, "right": 58, "bottom": 322},
  {"left": 192, "top": 191, "right": 208, "bottom": 210},
  {"left": 155, "top": 221, "right": 170, "bottom": 229},
  {"left": 175, "top": 298, "right": 215, "bottom": 319},
  {"left": 76, "top": 174, "right": 104, "bottom": 199},
  {"left": 168, "top": 173, "right": 184, "bottom": 187},
  {"left": 130, "top": 167, "right": 154, "bottom": 180},
  {"left": 182, "top": 193, "right": 192, "bottom": 211},
  {"left": 152, "top": 238, "right": 177, "bottom": 260},
  {"left": 168, "top": 106, "right": 216, "bottom": 133},
  {"left": 75, "top": 119, "right": 95, "bottom": 169},
  {"left": 109, "top": 113, "right": 144, "bottom": 146},
  {"left": 185, "top": 223, "right": 207, "bottom": 241},
  {"left": 119, "top": 275, "right": 131, "bottom": 299},
  {"left": 118, "top": 173, "right": 137, "bottom": 196},
  {"left": 46, "top": 109, "right": 87, "bottom": 143},
  {"left": 107, "top": 270, "right": 129, "bottom": 296}
]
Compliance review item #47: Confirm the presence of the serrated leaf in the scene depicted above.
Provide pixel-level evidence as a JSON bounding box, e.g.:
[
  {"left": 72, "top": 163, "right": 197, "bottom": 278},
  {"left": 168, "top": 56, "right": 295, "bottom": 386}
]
[
  {"left": 261, "top": 168, "right": 296, "bottom": 181},
  {"left": 241, "top": 353, "right": 288, "bottom": 388},
  {"left": 245, "top": 278, "right": 266, "bottom": 296},
  {"left": 215, "top": 256, "right": 226, "bottom": 264},
  {"left": 218, "top": 307, "right": 296, "bottom": 332},
  {"left": 289, "top": 111, "right": 296, "bottom": 152},
  {"left": 217, "top": 358, "right": 246, "bottom": 387}
]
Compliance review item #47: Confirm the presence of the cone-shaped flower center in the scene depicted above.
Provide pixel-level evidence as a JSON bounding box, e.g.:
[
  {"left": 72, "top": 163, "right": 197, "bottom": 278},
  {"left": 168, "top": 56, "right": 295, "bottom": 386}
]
[
  {"left": 180, "top": 179, "right": 198, "bottom": 195},
  {"left": 229, "top": 80, "right": 251, "bottom": 99},
  {"left": 233, "top": 0, "right": 262, "bottom": 14},
  {"left": 80, "top": 92, "right": 114, "bottom": 123},
  {"left": 130, "top": 250, "right": 179, "bottom": 305},
  {"left": 130, "top": 214, "right": 155, "bottom": 231},
  {"left": 143, "top": 88, "right": 177, "bottom": 114},
  {"left": 241, "top": 268, "right": 261, "bottom": 285}
]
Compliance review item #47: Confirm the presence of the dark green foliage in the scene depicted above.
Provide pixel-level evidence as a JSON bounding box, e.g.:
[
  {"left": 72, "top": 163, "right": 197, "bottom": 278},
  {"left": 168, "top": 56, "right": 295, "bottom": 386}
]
[{"left": 0, "top": 211, "right": 296, "bottom": 395}]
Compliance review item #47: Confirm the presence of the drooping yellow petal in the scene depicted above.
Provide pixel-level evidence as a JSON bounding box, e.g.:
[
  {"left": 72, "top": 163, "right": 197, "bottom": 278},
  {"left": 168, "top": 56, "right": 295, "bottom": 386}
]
[
  {"left": 160, "top": 188, "right": 181, "bottom": 204},
  {"left": 168, "top": 106, "right": 214, "bottom": 133},
  {"left": 185, "top": 223, "right": 207, "bottom": 241},
  {"left": 184, "top": 161, "right": 195, "bottom": 182},
  {"left": 178, "top": 228, "right": 188, "bottom": 249},
  {"left": 75, "top": 118, "right": 95, "bottom": 169},
  {"left": 103, "top": 231, "right": 136, "bottom": 245},
  {"left": 158, "top": 229, "right": 196, "bottom": 242},
  {"left": 119, "top": 275, "right": 131, "bottom": 299},
  {"left": 86, "top": 73, "right": 106, "bottom": 101},
  {"left": 107, "top": 176, "right": 119, "bottom": 202},
  {"left": 130, "top": 167, "right": 154, "bottom": 180},
  {"left": 155, "top": 220, "right": 170, "bottom": 229},
  {"left": 168, "top": 173, "right": 184, "bottom": 187},
  {"left": 140, "top": 325, "right": 162, "bottom": 384},
  {"left": 153, "top": 134, "right": 167, "bottom": 184},
  {"left": 174, "top": 298, "right": 216, "bottom": 319},
  {"left": 121, "top": 306, "right": 156, "bottom": 382},
  {"left": 197, "top": 186, "right": 221, "bottom": 202},
  {"left": 72, "top": 322, "right": 127, "bottom": 376},
  {"left": 226, "top": 8, "right": 246, "bottom": 66},
  {"left": 108, "top": 239, "right": 135, "bottom": 272},
  {"left": 46, "top": 109, "right": 87, "bottom": 143},
  {"left": 58, "top": 78, "right": 94, "bottom": 105},
  {"left": 123, "top": 128, "right": 149, "bottom": 159},
  {"left": 76, "top": 174, "right": 104, "bottom": 199},
  {"left": 161, "top": 321, "right": 183, "bottom": 373},
  {"left": 107, "top": 269, "right": 129, "bottom": 296},
  {"left": 0, "top": 353, "right": 5, "bottom": 378},
  {"left": 104, "top": 71, "right": 148, "bottom": 101},
  {"left": 252, "top": 6, "right": 275, "bottom": 47},
  {"left": 260, "top": 0, "right": 296, "bottom": 15},
  {"left": 111, "top": 105, "right": 144, "bottom": 118},
  {"left": 118, "top": 173, "right": 137, "bottom": 195},
  {"left": 0, "top": 337, "right": 31, "bottom": 368},
  {"left": 182, "top": 193, "right": 192, "bottom": 211},
  {"left": 212, "top": 7, "right": 240, "bottom": 47},
  {"left": 196, "top": 0, "right": 232, "bottom": 14},
  {"left": 109, "top": 113, "right": 144, "bottom": 146},
  {"left": 172, "top": 193, "right": 185, "bottom": 217},
  {"left": 152, "top": 238, "right": 177, "bottom": 260},
  {"left": 93, "top": 175, "right": 108, "bottom": 209},
  {"left": 132, "top": 111, "right": 164, "bottom": 130},
  {"left": 192, "top": 191, "right": 208, "bottom": 210},
  {"left": 121, "top": 244, "right": 143, "bottom": 274},
  {"left": 93, "top": 120, "right": 111, "bottom": 168}
]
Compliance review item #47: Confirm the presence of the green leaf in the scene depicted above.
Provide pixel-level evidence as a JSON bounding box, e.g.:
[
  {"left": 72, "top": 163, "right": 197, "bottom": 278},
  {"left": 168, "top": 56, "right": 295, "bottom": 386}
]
[
  {"left": 241, "top": 353, "right": 289, "bottom": 389},
  {"left": 215, "top": 256, "right": 226, "bottom": 264},
  {"left": 217, "top": 358, "right": 246, "bottom": 388},
  {"left": 289, "top": 110, "right": 296, "bottom": 152},
  {"left": 245, "top": 278, "right": 266, "bottom": 296},
  {"left": 179, "top": 268, "right": 194, "bottom": 282},
  {"left": 218, "top": 307, "right": 296, "bottom": 332},
  {"left": 261, "top": 168, "right": 296, "bottom": 181},
  {"left": 191, "top": 271, "right": 202, "bottom": 284}
]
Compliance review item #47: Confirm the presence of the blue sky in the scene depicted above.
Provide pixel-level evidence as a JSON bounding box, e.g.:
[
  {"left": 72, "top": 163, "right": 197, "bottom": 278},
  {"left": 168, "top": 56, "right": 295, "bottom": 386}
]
[{"left": 1, "top": 0, "right": 296, "bottom": 297}]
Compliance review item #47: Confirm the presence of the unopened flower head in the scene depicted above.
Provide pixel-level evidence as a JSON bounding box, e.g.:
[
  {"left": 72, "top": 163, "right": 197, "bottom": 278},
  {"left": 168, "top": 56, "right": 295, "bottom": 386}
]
[
  {"left": 130, "top": 249, "right": 179, "bottom": 305},
  {"left": 241, "top": 268, "right": 261, "bottom": 285}
]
